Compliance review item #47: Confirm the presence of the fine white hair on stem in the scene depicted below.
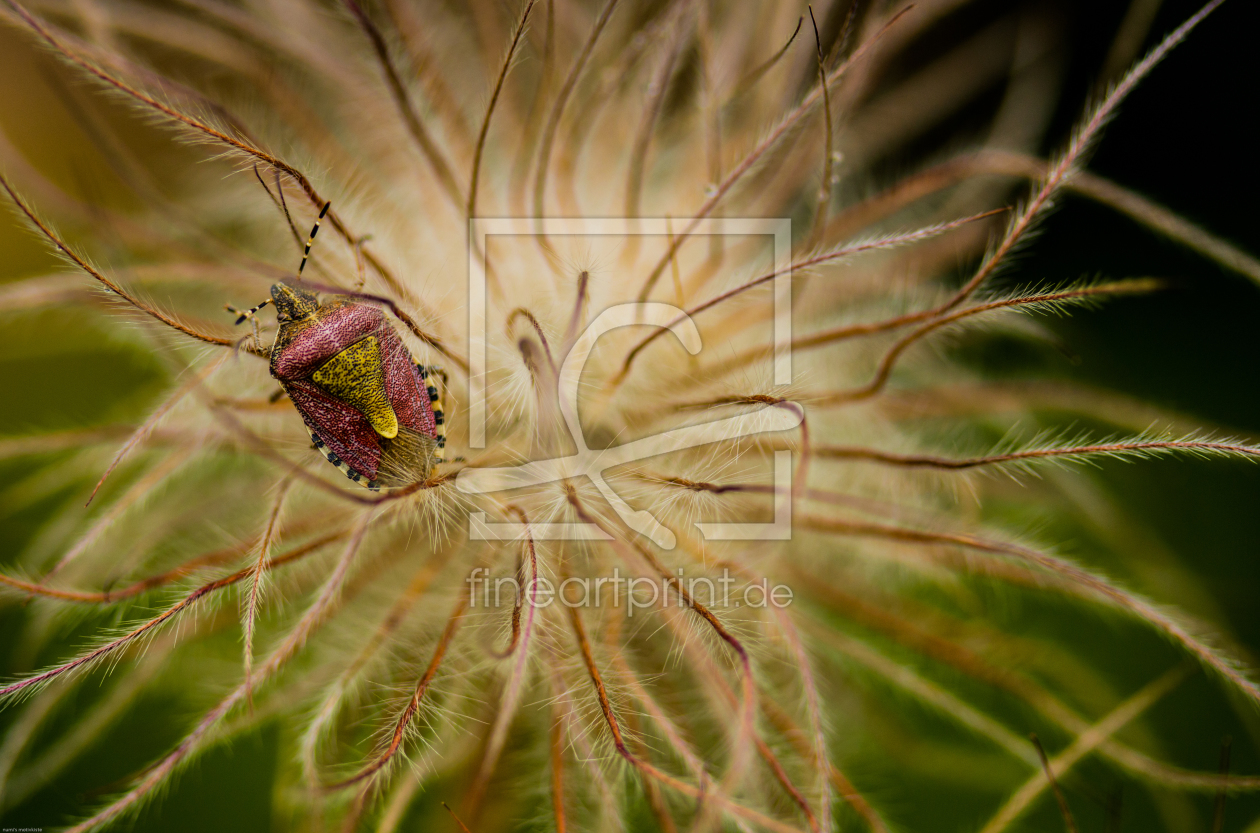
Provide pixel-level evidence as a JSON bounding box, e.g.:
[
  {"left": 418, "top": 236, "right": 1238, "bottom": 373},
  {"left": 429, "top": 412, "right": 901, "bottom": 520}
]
[
  {"left": 0, "top": 529, "right": 349, "bottom": 701},
  {"left": 59, "top": 511, "right": 373, "bottom": 833},
  {"left": 933, "top": 0, "right": 1228, "bottom": 314},
  {"left": 812, "top": 432, "right": 1260, "bottom": 475},
  {"left": 799, "top": 515, "right": 1260, "bottom": 708},
  {"left": 241, "top": 477, "right": 294, "bottom": 709}
]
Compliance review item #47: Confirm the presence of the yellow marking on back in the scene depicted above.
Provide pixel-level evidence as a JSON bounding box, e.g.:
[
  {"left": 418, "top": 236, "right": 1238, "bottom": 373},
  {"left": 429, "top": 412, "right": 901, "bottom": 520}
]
[{"left": 311, "top": 336, "right": 399, "bottom": 438}]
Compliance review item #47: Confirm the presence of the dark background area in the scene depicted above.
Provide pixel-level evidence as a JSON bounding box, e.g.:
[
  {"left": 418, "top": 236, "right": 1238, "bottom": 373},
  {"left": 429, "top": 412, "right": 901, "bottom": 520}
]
[
  {"left": 1007, "top": 0, "right": 1260, "bottom": 657},
  {"left": 943, "top": 2, "right": 1260, "bottom": 827}
]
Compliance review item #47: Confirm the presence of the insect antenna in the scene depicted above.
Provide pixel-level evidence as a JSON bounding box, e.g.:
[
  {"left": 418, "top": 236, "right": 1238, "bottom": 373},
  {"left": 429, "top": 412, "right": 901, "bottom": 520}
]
[
  {"left": 226, "top": 201, "right": 332, "bottom": 328},
  {"left": 297, "top": 201, "right": 331, "bottom": 281}
]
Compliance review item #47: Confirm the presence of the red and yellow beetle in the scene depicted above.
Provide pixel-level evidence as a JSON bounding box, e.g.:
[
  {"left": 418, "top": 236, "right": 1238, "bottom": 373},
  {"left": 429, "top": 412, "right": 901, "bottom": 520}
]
[{"left": 229, "top": 204, "right": 445, "bottom": 490}]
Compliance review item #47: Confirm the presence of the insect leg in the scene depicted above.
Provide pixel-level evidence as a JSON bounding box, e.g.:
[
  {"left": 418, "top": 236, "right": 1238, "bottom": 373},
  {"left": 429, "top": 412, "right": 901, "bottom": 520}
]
[
  {"left": 226, "top": 299, "right": 271, "bottom": 350},
  {"left": 226, "top": 298, "right": 272, "bottom": 325}
]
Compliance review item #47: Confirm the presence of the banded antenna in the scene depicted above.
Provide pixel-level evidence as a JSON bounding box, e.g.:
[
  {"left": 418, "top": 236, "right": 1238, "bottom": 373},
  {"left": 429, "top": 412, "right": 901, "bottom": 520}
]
[
  {"left": 227, "top": 201, "right": 332, "bottom": 324},
  {"left": 297, "top": 201, "right": 332, "bottom": 281}
]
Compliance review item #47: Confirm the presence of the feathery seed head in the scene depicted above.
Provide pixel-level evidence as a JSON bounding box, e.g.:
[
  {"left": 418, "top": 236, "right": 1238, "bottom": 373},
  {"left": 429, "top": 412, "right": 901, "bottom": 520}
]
[{"left": 1, "top": 1, "right": 1258, "bottom": 831}]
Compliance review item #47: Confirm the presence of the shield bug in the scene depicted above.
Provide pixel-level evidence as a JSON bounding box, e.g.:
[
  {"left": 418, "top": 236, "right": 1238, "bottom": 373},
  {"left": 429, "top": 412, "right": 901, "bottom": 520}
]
[{"left": 228, "top": 204, "right": 446, "bottom": 490}]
